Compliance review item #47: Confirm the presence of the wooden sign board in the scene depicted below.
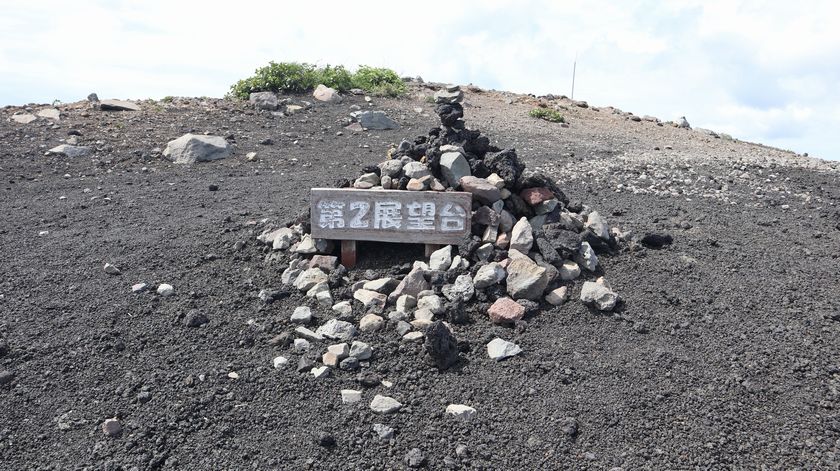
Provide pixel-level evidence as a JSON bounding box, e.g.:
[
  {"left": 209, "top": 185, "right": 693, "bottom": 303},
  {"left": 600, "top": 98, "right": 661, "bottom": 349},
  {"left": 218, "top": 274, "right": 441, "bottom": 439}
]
[{"left": 310, "top": 188, "right": 472, "bottom": 244}]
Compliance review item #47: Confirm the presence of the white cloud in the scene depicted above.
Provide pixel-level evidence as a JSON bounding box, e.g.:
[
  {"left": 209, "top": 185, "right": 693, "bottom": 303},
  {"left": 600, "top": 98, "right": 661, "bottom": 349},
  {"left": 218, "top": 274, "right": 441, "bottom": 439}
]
[{"left": 1, "top": 0, "right": 838, "bottom": 159}]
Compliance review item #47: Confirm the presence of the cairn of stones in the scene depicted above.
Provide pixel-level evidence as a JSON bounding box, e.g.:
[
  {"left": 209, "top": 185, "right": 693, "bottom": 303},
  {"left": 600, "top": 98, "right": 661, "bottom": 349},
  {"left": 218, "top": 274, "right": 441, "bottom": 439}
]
[{"left": 258, "top": 85, "right": 623, "bottom": 373}]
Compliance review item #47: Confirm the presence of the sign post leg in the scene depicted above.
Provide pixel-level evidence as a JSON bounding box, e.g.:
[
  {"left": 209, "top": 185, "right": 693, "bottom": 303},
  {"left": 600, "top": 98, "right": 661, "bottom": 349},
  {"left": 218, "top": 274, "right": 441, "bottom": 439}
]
[{"left": 341, "top": 240, "right": 357, "bottom": 269}]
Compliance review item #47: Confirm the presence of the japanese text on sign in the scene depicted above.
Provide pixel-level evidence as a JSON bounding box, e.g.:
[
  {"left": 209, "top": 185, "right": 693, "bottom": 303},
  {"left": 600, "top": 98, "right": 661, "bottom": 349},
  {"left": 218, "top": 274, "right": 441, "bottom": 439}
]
[{"left": 310, "top": 189, "right": 472, "bottom": 244}]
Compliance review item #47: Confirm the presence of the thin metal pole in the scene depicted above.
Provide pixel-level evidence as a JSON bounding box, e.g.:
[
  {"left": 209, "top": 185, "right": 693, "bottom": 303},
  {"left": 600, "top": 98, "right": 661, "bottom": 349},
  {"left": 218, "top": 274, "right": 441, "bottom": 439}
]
[{"left": 571, "top": 52, "right": 577, "bottom": 100}]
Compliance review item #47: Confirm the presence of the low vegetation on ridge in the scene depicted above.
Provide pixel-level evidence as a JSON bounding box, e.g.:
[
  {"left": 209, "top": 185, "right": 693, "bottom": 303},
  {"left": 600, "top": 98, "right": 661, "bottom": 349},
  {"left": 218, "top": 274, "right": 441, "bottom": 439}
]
[{"left": 230, "top": 62, "right": 406, "bottom": 99}]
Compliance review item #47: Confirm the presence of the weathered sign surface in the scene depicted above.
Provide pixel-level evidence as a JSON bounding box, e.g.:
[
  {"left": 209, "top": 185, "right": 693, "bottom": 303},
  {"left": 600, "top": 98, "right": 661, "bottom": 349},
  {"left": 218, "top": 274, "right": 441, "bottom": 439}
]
[{"left": 310, "top": 188, "right": 472, "bottom": 244}]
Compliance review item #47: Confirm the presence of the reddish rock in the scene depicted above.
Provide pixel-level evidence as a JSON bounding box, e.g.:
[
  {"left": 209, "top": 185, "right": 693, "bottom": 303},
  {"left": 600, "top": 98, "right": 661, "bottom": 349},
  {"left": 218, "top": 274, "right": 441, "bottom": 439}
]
[
  {"left": 520, "top": 187, "right": 554, "bottom": 206},
  {"left": 488, "top": 297, "right": 525, "bottom": 324},
  {"left": 459, "top": 176, "right": 501, "bottom": 204},
  {"left": 309, "top": 255, "right": 338, "bottom": 270}
]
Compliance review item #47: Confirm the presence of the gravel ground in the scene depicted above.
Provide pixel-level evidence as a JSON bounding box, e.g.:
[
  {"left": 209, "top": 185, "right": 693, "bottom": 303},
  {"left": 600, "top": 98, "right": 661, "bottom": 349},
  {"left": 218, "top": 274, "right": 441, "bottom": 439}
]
[{"left": 1, "top": 83, "right": 839, "bottom": 470}]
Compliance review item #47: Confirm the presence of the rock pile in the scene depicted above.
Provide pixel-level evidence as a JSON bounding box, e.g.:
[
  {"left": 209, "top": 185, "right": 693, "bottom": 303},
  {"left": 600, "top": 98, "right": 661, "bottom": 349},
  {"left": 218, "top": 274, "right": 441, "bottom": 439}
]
[{"left": 256, "top": 84, "right": 626, "bottom": 383}]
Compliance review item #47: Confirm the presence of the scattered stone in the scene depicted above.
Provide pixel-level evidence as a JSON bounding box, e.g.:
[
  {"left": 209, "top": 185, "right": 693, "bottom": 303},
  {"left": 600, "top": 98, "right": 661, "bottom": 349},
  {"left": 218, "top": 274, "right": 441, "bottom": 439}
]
[
  {"left": 359, "top": 314, "right": 385, "bottom": 332},
  {"left": 459, "top": 176, "right": 501, "bottom": 204},
  {"left": 417, "top": 294, "right": 445, "bottom": 315},
  {"left": 559, "top": 260, "right": 581, "bottom": 280},
  {"left": 446, "top": 404, "right": 477, "bottom": 422},
  {"left": 509, "top": 217, "right": 534, "bottom": 253},
  {"left": 424, "top": 321, "right": 460, "bottom": 369},
  {"left": 103, "top": 263, "right": 121, "bottom": 275},
  {"left": 575, "top": 242, "right": 599, "bottom": 271},
  {"left": 370, "top": 394, "right": 402, "bottom": 414},
  {"left": 37, "top": 108, "right": 60, "bottom": 120},
  {"left": 332, "top": 301, "right": 353, "bottom": 316},
  {"left": 640, "top": 233, "right": 673, "bottom": 249},
  {"left": 272, "top": 356, "right": 288, "bottom": 369},
  {"left": 439, "top": 151, "right": 471, "bottom": 187},
  {"left": 580, "top": 281, "right": 619, "bottom": 311},
  {"left": 99, "top": 99, "right": 141, "bottom": 111},
  {"left": 373, "top": 423, "right": 395, "bottom": 440},
  {"left": 163, "top": 134, "right": 232, "bottom": 164},
  {"left": 294, "top": 267, "right": 329, "bottom": 291},
  {"left": 249, "top": 91, "right": 279, "bottom": 110},
  {"left": 396, "top": 294, "right": 417, "bottom": 313},
  {"left": 131, "top": 283, "right": 147, "bottom": 293},
  {"left": 101, "top": 418, "right": 122, "bottom": 437},
  {"left": 487, "top": 338, "right": 522, "bottom": 361},
  {"left": 311, "top": 366, "right": 330, "bottom": 378},
  {"left": 505, "top": 258, "right": 549, "bottom": 301},
  {"left": 350, "top": 341, "right": 372, "bottom": 360},
  {"left": 317, "top": 432, "right": 336, "bottom": 447},
  {"left": 313, "top": 84, "right": 342, "bottom": 103},
  {"left": 316, "top": 319, "right": 357, "bottom": 341},
  {"left": 362, "top": 277, "right": 398, "bottom": 294},
  {"left": 404, "top": 448, "right": 427, "bottom": 468},
  {"left": 341, "top": 389, "right": 362, "bottom": 404},
  {"left": 429, "top": 245, "right": 452, "bottom": 271},
  {"left": 309, "top": 254, "right": 338, "bottom": 269},
  {"left": 586, "top": 211, "right": 610, "bottom": 240},
  {"left": 488, "top": 297, "right": 526, "bottom": 324},
  {"left": 520, "top": 187, "right": 554, "bottom": 206},
  {"left": 403, "top": 161, "right": 431, "bottom": 179},
  {"left": 157, "top": 283, "right": 174, "bottom": 296},
  {"left": 0, "top": 370, "right": 14, "bottom": 385},
  {"left": 297, "top": 356, "right": 316, "bottom": 373},
  {"left": 46, "top": 144, "right": 92, "bottom": 158},
  {"left": 473, "top": 262, "right": 506, "bottom": 289},
  {"left": 545, "top": 286, "right": 569, "bottom": 306},
  {"left": 442, "top": 274, "right": 475, "bottom": 302},
  {"left": 182, "top": 309, "right": 209, "bottom": 328},
  {"left": 403, "top": 331, "right": 424, "bottom": 342},
  {"left": 354, "top": 289, "right": 387, "bottom": 310},
  {"left": 388, "top": 268, "right": 430, "bottom": 303},
  {"left": 339, "top": 356, "right": 360, "bottom": 370},
  {"left": 295, "top": 326, "right": 323, "bottom": 341},
  {"left": 356, "top": 111, "right": 399, "bottom": 130},
  {"left": 290, "top": 306, "right": 313, "bottom": 324},
  {"left": 293, "top": 338, "right": 311, "bottom": 352},
  {"left": 10, "top": 113, "right": 37, "bottom": 124}
]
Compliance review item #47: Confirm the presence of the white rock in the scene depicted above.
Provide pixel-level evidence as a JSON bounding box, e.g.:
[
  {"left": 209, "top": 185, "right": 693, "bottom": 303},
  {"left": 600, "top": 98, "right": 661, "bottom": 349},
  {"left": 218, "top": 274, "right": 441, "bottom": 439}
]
[
  {"left": 294, "top": 234, "right": 318, "bottom": 254},
  {"left": 396, "top": 294, "right": 417, "bottom": 313},
  {"left": 442, "top": 274, "right": 475, "bottom": 302},
  {"left": 370, "top": 394, "right": 402, "bottom": 414},
  {"left": 414, "top": 308, "right": 434, "bottom": 322},
  {"left": 585, "top": 211, "right": 610, "bottom": 240},
  {"left": 575, "top": 242, "right": 599, "bottom": 271},
  {"left": 272, "top": 356, "right": 288, "bottom": 369},
  {"left": 327, "top": 343, "right": 349, "bottom": 359},
  {"left": 350, "top": 341, "right": 372, "bottom": 360},
  {"left": 341, "top": 389, "right": 362, "bottom": 404},
  {"left": 47, "top": 144, "right": 91, "bottom": 158},
  {"left": 354, "top": 289, "right": 387, "bottom": 310},
  {"left": 505, "top": 258, "right": 549, "bottom": 301},
  {"left": 545, "top": 286, "right": 569, "bottom": 306},
  {"left": 157, "top": 283, "right": 174, "bottom": 296},
  {"left": 429, "top": 245, "right": 452, "bottom": 271},
  {"left": 417, "top": 295, "right": 445, "bottom": 315},
  {"left": 163, "top": 134, "right": 232, "bottom": 164},
  {"left": 37, "top": 108, "right": 60, "bottom": 120},
  {"left": 487, "top": 338, "right": 522, "bottom": 361},
  {"left": 473, "top": 262, "right": 506, "bottom": 289},
  {"left": 580, "top": 281, "right": 619, "bottom": 311},
  {"left": 509, "top": 217, "right": 534, "bottom": 253},
  {"left": 295, "top": 326, "right": 323, "bottom": 341},
  {"left": 403, "top": 161, "right": 430, "bottom": 179},
  {"left": 402, "top": 331, "right": 424, "bottom": 342},
  {"left": 290, "top": 306, "right": 313, "bottom": 324},
  {"left": 559, "top": 260, "right": 581, "bottom": 281},
  {"left": 10, "top": 113, "right": 37, "bottom": 124},
  {"left": 131, "top": 283, "right": 147, "bottom": 293},
  {"left": 311, "top": 366, "right": 330, "bottom": 378},
  {"left": 270, "top": 228, "right": 295, "bottom": 250},
  {"left": 362, "top": 277, "right": 397, "bottom": 294},
  {"left": 439, "top": 151, "right": 471, "bottom": 187},
  {"left": 316, "top": 319, "right": 357, "bottom": 340},
  {"left": 315, "top": 290, "right": 333, "bottom": 307},
  {"left": 313, "top": 84, "right": 342, "bottom": 103},
  {"left": 293, "top": 268, "right": 329, "bottom": 291},
  {"left": 359, "top": 314, "right": 385, "bottom": 332},
  {"left": 332, "top": 301, "right": 353, "bottom": 316},
  {"left": 293, "top": 338, "right": 311, "bottom": 352},
  {"left": 446, "top": 404, "right": 477, "bottom": 421},
  {"left": 449, "top": 255, "right": 469, "bottom": 271},
  {"left": 103, "top": 263, "right": 121, "bottom": 275}
]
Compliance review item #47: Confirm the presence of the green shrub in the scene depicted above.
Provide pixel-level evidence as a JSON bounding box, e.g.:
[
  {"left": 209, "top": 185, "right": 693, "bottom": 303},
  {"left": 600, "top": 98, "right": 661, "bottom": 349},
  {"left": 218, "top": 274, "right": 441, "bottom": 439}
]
[
  {"left": 229, "top": 62, "right": 406, "bottom": 99},
  {"left": 351, "top": 65, "right": 406, "bottom": 97},
  {"left": 529, "top": 107, "right": 566, "bottom": 123}
]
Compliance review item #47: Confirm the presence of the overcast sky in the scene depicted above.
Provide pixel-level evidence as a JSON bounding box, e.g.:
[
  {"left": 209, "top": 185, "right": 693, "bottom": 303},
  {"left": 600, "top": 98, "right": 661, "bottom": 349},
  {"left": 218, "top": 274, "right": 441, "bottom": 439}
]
[{"left": 2, "top": 0, "right": 838, "bottom": 160}]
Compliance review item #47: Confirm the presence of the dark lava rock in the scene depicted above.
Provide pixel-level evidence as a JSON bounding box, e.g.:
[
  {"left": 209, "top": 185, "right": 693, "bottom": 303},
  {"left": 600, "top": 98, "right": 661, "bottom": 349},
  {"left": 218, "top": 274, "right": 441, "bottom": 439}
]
[
  {"left": 0, "top": 339, "right": 8, "bottom": 357},
  {"left": 468, "top": 158, "right": 491, "bottom": 179},
  {"left": 424, "top": 321, "right": 460, "bottom": 370},
  {"left": 334, "top": 178, "right": 351, "bottom": 189},
  {"left": 484, "top": 149, "right": 523, "bottom": 187},
  {"left": 516, "top": 169, "right": 569, "bottom": 205},
  {"left": 458, "top": 235, "right": 481, "bottom": 260},
  {"left": 0, "top": 370, "right": 14, "bottom": 385},
  {"left": 357, "top": 372, "right": 381, "bottom": 388},
  {"left": 561, "top": 417, "right": 579, "bottom": 439},
  {"left": 297, "top": 356, "right": 315, "bottom": 373},
  {"left": 182, "top": 310, "right": 209, "bottom": 328},
  {"left": 267, "top": 331, "right": 293, "bottom": 348},
  {"left": 542, "top": 224, "right": 581, "bottom": 256},
  {"left": 435, "top": 103, "right": 463, "bottom": 127},
  {"left": 208, "top": 184, "right": 219, "bottom": 192},
  {"left": 535, "top": 237, "right": 562, "bottom": 265},
  {"left": 446, "top": 299, "right": 470, "bottom": 325},
  {"left": 504, "top": 193, "right": 533, "bottom": 219},
  {"left": 641, "top": 233, "right": 673, "bottom": 249},
  {"left": 581, "top": 229, "right": 613, "bottom": 254},
  {"left": 317, "top": 432, "right": 336, "bottom": 448},
  {"left": 404, "top": 448, "right": 427, "bottom": 468},
  {"left": 339, "top": 357, "right": 360, "bottom": 371},
  {"left": 362, "top": 165, "right": 381, "bottom": 176}
]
